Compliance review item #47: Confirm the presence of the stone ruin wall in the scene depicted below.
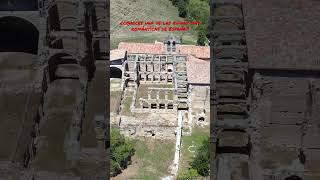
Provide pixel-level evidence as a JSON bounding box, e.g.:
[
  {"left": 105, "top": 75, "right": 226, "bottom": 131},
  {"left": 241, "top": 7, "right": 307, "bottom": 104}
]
[
  {"left": 0, "top": 0, "right": 108, "bottom": 179},
  {"left": 211, "top": 0, "right": 320, "bottom": 179},
  {"left": 114, "top": 53, "right": 190, "bottom": 139}
]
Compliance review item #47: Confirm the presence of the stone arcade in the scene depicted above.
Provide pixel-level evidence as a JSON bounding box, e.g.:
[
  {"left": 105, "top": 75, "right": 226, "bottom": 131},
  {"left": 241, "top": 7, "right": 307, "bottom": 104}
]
[{"left": 0, "top": 0, "right": 108, "bottom": 179}]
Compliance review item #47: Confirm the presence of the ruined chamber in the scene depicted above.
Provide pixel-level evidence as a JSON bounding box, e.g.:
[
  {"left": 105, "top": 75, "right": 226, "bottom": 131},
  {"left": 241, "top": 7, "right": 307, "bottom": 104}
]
[
  {"left": 0, "top": 0, "right": 108, "bottom": 179},
  {"left": 211, "top": 0, "right": 320, "bottom": 179}
]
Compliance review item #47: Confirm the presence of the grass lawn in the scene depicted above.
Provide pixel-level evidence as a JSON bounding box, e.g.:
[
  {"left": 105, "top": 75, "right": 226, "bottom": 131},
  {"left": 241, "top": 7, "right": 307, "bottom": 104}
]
[
  {"left": 110, "top": 0, "right": 197, "bottom": 50},
  {"left": 128, "top": 138, "right": 175, "bottom": 180},
  {"left": 121, "top": 95, "right": 133, "bottom": 116},
  {"left": 178, "top": 125, "right": 209, "bottom": 176},
  {"left": 136, "top": 84, "right": 174, "bottom": 108}
]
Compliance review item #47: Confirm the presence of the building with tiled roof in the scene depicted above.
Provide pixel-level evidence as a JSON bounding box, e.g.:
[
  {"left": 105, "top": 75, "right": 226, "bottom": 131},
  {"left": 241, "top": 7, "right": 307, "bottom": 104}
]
[
  {"left": 117, "top": 40, "right": 210, "bottom": 85},
  {"left": 186, "top": 55, "right": 210, "bottom": 85},
  {"left": 110, "top": 49, "right": 127, "bottom": 62},
  {"left": 178, "top": 45, "right": 210, "bottom": 60},
  {"left": 118, "top": 42, "right": 164, "bottom": 54}
]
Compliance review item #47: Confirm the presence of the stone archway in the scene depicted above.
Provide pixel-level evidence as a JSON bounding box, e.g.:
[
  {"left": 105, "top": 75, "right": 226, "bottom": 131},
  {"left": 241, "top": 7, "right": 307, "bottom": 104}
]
[
  {"left": 110, "top": 66, "right": 122, "bottom": 78},
  {"left": 0, "top": 16, "right": 39, "bottom": 54},
  {"left": 48, "top": 53, "right": 79, "bottom": 82}
]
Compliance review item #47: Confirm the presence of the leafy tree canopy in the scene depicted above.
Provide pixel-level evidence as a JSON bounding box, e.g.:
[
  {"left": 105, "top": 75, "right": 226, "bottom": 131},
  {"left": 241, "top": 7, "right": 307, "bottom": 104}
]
[{"left": 110, "top": 128, "right": 135, "bottom": 176}]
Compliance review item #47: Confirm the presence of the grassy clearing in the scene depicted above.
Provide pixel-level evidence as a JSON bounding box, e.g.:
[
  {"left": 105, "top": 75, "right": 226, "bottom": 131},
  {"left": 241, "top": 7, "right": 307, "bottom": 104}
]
[
  {"left": 179, "top": 125, "right": 209, "bottom": 175},
  {"left": 121, "top": 95, "right": 133, "bottom": 116},
  {"left": 110, "top": 0, "right": 197, "bottom": 49},
  {"left": 129, "top": 138, "right": 175, "bottom": 180},
  {"left": 136, "top": 84, "right": 174, "bottom": 107}
]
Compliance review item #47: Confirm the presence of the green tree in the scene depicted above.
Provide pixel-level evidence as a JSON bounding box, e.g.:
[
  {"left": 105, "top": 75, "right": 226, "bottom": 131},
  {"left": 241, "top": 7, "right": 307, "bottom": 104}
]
[
  {"left": 190, "top": 138, "right": 209, "bottom": 176},
  {"left": 186, "top": 0, "right": 209, "bottom": 45},
  {"left": 197, "top": 25, "right": 207, "bottom": 46},
  {"left": 177, "top": 0, "right": 187, "bottom": 18},
  {"left": 110, "top": 128, "right": 135, "bottom": 177},
  {"left": 177, "top": 168, "right": 199, "bottom": 180}
]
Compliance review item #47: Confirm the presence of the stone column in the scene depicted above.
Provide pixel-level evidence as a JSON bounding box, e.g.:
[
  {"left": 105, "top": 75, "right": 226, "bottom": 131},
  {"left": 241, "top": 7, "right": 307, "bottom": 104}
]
[
  {"left": 156, "top": 91, "right": 160, "bottom": 100},
  {"left": 165, "top": 91, "right": 168, "bottom": 100},
  {"left": 148, "top": 90, "right": 152, "bottom": 100}
]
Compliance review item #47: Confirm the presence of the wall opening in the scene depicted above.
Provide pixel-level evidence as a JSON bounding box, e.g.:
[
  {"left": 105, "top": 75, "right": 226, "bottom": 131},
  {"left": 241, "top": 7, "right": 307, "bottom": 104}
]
[
  {"left": 0, "top": 16, "right": 39, "bottom": 54},
  {"left": 159, "top": 104, "right": 165, "bottom": 109},
  {"left": 48, "top": 53, "right": 78, "bottom": 82},
  {"left": 110, "top": 67, "right": 122, "bottom": 78}
]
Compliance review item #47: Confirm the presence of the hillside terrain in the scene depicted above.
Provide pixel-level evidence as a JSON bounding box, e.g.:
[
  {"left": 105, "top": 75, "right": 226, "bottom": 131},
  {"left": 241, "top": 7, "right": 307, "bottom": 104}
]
[{"left": 110, "top": 0, "right": 197, "bottom": 49}]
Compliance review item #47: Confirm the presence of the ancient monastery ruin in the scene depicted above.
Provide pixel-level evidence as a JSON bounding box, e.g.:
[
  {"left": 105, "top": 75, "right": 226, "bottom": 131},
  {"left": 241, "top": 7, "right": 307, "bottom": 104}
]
[{"left": 110, "top": 35, "right": 210, "bottom": 175}]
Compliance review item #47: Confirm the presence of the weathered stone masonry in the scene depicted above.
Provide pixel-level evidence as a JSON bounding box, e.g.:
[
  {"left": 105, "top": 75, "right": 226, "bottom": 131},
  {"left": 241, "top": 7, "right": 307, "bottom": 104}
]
[{"left": 0, "top": 0, "right": 108, "bottom": 179}]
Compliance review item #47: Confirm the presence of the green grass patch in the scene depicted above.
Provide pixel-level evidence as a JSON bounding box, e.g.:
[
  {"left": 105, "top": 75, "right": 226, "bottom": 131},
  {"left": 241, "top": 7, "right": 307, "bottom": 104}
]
[
  {"left": 110, "top": 0, "right": 197, "bottom": 49},
  {"left": 178, "top": 126, "right": 209, "bottom": 176},
  {"left": 136, "top": 84, "right": 175, "bottom": 107},
  {"left": 121, "top": 96, "right": 133, "bottom": 116},
  {"left": 130, "top": 139, "right": 175, "bottom": 180}
]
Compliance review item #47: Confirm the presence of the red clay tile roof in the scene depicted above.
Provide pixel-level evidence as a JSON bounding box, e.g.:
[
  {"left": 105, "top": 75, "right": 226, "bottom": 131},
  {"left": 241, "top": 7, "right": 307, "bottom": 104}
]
[
  {"left": 118, "top": 42, "right": 164, "bottom": 54},
  {"left": 186, "top": 55, "right": 210, "bottom": 84},
  {"left": 118, "top": 42, "right": 210, "bottom": 59},
  {"left": 178, "top": 45, "right": 210, "bottom": 59},
  {"left": 117, "top": 42, "right": 210, "bottom": 84},
  {"left": 110, "top": 49, "right": 126, "bottom": 61}
]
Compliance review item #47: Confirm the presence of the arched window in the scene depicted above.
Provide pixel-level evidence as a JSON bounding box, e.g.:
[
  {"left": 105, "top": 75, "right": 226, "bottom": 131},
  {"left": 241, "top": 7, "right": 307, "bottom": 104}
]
[
  {"left": 0, "top": 16, "right": 39, "bottom": 54},
  {"left": 110, "top": 67, "right": 122, "bottom": 78}
]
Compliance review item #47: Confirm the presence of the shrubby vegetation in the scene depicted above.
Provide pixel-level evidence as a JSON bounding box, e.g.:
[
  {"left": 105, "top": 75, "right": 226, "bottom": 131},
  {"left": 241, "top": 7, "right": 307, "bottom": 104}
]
[
  {"left": 177, "top": 138, "right": 210, "bottom": 179},
  {"left": 170, "top": 0, "right": 210, "bottom": 45},
  {"left": 110, "top": 128, "right": 135, "bottom": 177}
]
